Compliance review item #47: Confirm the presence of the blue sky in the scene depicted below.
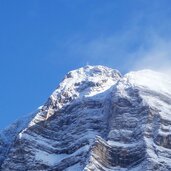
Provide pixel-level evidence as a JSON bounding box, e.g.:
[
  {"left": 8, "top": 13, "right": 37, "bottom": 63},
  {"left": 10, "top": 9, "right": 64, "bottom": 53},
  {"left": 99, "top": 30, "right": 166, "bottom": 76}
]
[{"left": 1, "top": 0, "right": 171, "bottom": 129}]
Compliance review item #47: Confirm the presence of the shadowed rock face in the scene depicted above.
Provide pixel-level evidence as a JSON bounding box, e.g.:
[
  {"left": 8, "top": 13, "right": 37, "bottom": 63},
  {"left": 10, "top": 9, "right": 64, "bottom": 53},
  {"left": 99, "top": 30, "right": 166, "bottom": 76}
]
[{"left": 0, "top": 66, "right": 171, "bottom": 171}]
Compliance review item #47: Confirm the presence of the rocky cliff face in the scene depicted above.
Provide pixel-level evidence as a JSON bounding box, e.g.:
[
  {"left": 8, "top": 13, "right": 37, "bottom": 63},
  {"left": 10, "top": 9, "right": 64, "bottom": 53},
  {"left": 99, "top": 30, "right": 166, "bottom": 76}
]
[{"left": 1, "top": 65, "right": 171, "bottom": 171}]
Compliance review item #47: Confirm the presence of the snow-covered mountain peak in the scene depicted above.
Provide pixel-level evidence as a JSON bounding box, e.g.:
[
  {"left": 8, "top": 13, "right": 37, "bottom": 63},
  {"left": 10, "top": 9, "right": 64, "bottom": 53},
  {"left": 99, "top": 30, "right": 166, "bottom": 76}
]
[
  {"left": 1, "top": 65, "right": 171, "bottom": 171},
  {"left": 60, "top": 65, "right": 121, "bottom": 88},
  {"left": 65, "top": 65, "right": 121, "bottom": 78},
  {"left": 51, "top": 65, "right": 121, "bottom": 102},
  {"left": 29, "top": 65, "right": 122, "bottom": 128}
]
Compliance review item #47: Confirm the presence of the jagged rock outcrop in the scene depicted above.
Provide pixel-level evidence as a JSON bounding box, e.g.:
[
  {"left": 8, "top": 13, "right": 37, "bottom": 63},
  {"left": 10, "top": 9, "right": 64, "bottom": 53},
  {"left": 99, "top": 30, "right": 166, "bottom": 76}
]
[{"left": 0, "top": 65, "right": 171, "bottom": 171}]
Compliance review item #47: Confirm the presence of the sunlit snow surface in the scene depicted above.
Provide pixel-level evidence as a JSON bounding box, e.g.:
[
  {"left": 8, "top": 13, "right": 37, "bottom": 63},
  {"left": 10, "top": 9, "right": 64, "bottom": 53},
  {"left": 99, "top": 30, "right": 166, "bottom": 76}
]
[
  {"left": 125, "top": 69, "right": 171, "bottom": 95},
  {"left": 125, "top": 70, "right": 171, "bottom": 120}
]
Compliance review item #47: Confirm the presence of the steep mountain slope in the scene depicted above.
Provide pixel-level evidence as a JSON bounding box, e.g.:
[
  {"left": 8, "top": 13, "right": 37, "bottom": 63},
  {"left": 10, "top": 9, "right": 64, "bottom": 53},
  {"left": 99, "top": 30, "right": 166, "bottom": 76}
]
[
  {"left": 1, "top": 65, "right": 171, "bottom": 171},
  {"left": 0, "top": 114, "right": 34, "bottom": 166}
]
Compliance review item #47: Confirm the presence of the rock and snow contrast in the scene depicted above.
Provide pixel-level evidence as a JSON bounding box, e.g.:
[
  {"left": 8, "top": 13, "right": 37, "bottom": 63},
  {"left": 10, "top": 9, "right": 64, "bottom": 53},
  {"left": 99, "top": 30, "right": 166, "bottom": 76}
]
[{"left": 0, "top": 65, "right": 171, "bottom": 171}]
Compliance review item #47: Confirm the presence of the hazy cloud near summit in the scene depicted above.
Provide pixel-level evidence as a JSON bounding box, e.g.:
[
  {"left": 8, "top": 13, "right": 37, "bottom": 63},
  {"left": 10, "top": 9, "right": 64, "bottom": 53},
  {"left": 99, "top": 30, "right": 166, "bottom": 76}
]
[
  {"left": 48, "top": 0, "right": 171, "bottom": 74},
  {"left": 64, "top": 31, "right": 171, "bottom": 74},
  {"left": 131, "top": 35, "right": 171, "bottom": 74}
]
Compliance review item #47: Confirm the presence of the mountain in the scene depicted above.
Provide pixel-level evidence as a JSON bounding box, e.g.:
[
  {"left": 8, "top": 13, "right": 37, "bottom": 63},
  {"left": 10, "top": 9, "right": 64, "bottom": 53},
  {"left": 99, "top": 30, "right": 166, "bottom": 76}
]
[{"left": 1, "top": 65, "right": 171, "bottom": 171}]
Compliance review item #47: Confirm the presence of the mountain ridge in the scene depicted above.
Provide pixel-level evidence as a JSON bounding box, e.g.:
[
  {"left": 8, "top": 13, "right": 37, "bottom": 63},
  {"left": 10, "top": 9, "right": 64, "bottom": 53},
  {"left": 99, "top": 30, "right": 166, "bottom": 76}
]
[{"left": 1, "top": 65, "right": 171, "bottom": 171}]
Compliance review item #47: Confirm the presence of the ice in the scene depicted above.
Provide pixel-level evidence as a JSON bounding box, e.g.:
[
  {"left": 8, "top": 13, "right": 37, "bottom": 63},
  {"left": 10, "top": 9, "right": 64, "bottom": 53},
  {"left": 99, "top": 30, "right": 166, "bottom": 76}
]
[
  {"left": 35, "top": 145, "right": 89, "bottom": 166},
  {"left": 66, "top": 163, "right": 83, "bottom": 171},
  {"left": 107, "top": 140, "right": 142, "bottom": 147},
  {"left": 35, "top": 150, "right": 67, "bottom": 166}
]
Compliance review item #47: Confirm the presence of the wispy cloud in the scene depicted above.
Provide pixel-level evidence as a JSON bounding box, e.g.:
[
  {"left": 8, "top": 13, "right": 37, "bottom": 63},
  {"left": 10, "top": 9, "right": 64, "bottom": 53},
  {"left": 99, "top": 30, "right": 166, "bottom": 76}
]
[
  {"left": 129, "top": 34, "right": 171, "bottom": 74},
  {"left": 64, "top": 31, "right": 171, "bottom": 74},
  {"left": 49, "top": 0, "right": 171, "bottom": 74},
  {"left": 63, "top": 28, "right": 142, "bottom": 72}
]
